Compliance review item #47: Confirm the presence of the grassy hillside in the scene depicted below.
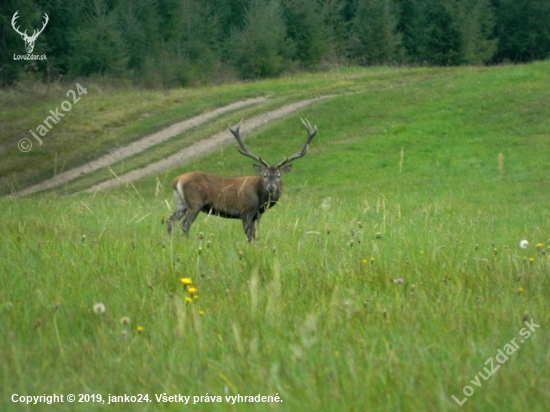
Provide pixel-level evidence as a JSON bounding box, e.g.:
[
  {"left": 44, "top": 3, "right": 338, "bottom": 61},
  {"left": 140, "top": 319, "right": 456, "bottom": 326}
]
[
  {"left": 1, "top": 62, "right": 549, "bottom": 411},
  {"left": 0, "top": 69, "right": 345, "bottom": 193},
  {"left": 1, "top": 66, "right": 446, "bottom": 196}
]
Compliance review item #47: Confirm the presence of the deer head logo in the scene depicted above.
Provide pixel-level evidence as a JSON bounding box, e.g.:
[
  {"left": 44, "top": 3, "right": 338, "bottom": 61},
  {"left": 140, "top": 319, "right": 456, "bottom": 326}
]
[{"left": 11, "top": 11, "right": 49, "bottom": 54}]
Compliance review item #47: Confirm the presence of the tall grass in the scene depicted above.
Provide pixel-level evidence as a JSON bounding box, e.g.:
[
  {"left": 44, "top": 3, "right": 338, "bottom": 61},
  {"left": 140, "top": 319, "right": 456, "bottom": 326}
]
[{"left": 1, "top": 61, "right": 549, "bottom": 411}]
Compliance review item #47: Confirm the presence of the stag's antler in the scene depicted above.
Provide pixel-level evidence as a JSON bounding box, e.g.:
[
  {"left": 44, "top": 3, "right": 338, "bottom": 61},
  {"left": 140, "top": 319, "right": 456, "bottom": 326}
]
[
  {"left": 229, "top": 120, "right": 270, "bottom": 167},
  {"left": 12, "top": 11, "right": 49, "bottom": 54},
  {"left": 275, "top": 118, "right": 317, "bottom": 168},
  {"left": 11, "top": 11, "right": 49, "bottom": 41},
  {"left": 11, "top": 11, "right": 27, "bottom": 37},
  {"left": 33, "top": 13, "right": 49, "bottom": 39}
]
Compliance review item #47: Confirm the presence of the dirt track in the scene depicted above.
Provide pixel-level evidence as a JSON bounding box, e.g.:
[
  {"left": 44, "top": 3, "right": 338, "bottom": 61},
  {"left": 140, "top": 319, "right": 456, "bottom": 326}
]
[
  {"left": 14, "top": 95, "right": 331, "bottom": 196},
  {"left": 14, "top": 97, "right": 267, "bottom": 197},
  {"left": 84, "top": 95, "right": 331, "bottom": 193}
]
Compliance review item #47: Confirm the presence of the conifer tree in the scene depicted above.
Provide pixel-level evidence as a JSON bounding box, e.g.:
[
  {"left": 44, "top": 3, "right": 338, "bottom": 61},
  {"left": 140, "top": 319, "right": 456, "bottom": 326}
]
[
  {"left": 321, "top": 0, "right": 348, "bottom": 62},
  {"left": 348, "top": 0, "right": 402, "bottom": 65},
  {"left": 492, "top": 0, "right": 550, "bottom": 62},
  {"left": 283, "top": 0, "right": 327, "bottom": 67},
  {"left": 226, "top": 0, "right": 289, "bottom": 78},
  {"left": 70, "top": 0, "right": 126, "bottom": 76}
]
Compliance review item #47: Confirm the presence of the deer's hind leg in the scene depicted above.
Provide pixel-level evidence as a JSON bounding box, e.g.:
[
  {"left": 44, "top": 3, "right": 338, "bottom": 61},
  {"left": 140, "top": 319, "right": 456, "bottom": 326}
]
[
  {"left": 167, "top": 209, "right": 186, "bottom": 235},
  {"left": 167, "top": 185, "right": 188, "bottom": 235},
  {"left": 181, "top": 209, "right": 200, "bottom": 236}
]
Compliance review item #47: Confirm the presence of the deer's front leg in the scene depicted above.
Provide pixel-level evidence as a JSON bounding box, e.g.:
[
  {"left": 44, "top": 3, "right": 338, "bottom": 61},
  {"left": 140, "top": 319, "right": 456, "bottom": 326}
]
[
  {"left": 242, "top": 214, "right": 256, "bottom": 242},
  {"left": 253, "top": 217, "right": 260, "bottom": 241}
]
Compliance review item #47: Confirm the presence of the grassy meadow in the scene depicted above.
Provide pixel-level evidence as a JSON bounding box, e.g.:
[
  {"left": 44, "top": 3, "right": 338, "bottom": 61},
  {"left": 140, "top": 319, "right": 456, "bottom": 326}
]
[{"left": 1, "top": 61, "right": 550, "bottom": 411}]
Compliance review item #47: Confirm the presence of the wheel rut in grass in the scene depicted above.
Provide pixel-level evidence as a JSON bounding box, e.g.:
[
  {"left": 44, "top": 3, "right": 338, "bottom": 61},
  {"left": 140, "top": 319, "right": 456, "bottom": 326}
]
[
  {"left": 14, "top": 96, "right": 268, "bottom": 197},
  {"left": 82, "top": 95, "right": 333, "bottom": 194}
]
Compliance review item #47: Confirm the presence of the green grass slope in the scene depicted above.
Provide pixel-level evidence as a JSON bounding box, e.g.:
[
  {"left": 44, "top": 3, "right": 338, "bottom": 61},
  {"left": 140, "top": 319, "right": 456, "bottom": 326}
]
[
  {"left": 1, "top": 66, "right": 446, "bottom": 196},
  {"left": 1, "top": 62, "right": 549, "bottom": 411}
]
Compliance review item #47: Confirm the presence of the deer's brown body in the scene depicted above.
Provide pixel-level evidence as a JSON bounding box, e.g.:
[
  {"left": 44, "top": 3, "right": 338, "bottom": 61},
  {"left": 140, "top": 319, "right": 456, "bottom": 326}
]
[{"left": 166, "top": 119, "right": 316, "bottom": 242}]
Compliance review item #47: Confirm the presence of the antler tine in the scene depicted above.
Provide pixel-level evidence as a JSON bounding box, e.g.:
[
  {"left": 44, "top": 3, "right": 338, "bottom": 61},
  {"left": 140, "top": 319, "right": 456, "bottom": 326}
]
[
  {"left": 301, "top": 118, "right": 317, "bottom": 139},
  {"left": 275, "top": 118, "right": 318, "bottom": 168},
  {"left": 229, "top": 120, "right": 269, "bottom": 167},
  {"left": 11, "top": 11, "right": 48, "bottom": 39},
  {"left": 34, "top": 13, "right": 49, "bottom": 38},
  {"left": 11, "top": 11, "right": 27, "bottom": 37}
]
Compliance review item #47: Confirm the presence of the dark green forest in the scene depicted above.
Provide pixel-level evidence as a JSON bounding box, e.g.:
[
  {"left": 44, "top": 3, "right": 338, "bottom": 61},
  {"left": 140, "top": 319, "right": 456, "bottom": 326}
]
[{"left": 1, "top": 0, "right": 549, "bottom": 87}]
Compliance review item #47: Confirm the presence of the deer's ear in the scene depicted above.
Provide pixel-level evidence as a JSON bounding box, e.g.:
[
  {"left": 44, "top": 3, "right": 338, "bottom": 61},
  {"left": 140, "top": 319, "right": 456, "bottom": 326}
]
[
  {"left": 280, "top": 164, "right": 293, "bottom": 175},
  {"left": 253, "top": 164, "right": 264, "bottom": 174}
]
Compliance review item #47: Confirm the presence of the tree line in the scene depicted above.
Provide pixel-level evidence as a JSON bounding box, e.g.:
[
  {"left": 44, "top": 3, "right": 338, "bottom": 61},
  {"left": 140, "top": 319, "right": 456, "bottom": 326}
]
[{"left": 1, "top": 0, "right": 549, "bottom": 86}]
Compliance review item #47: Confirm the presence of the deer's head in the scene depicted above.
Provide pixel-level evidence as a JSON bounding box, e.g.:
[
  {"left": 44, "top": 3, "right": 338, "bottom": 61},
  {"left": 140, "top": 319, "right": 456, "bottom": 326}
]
[{"left": 229, "top": 119, "right": 317, "bottom": 198}]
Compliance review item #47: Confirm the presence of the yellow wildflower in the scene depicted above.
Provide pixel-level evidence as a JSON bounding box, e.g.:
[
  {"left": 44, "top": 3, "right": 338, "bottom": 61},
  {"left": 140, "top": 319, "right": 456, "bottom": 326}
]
[
  {"left": 199, "top": 310, "right": 205, "bottom": 316},
  {"left": 188, "top": 287, "right": 197, "bottom": 295},
  {"left": 180, "top": 278, "right": 192, "bottom": 286},
  {"left": 136, "top": 326, "right": 144, "bottom": 334},
  {"left": 518, "top": 286, "right": 524, "bottom": 294},
  {"left": 185, "top": 297, "right": 193, "bottom": 303}
]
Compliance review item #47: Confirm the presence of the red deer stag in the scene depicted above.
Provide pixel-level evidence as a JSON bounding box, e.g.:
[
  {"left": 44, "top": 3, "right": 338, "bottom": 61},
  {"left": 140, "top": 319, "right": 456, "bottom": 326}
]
[{"left": 166, "top": 119, "right": 317, "bottom": 242}]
